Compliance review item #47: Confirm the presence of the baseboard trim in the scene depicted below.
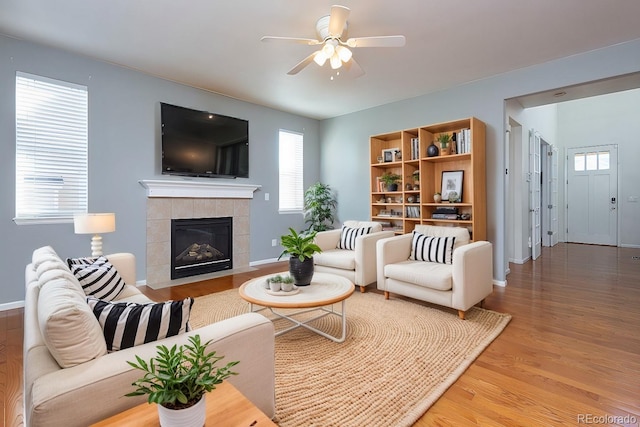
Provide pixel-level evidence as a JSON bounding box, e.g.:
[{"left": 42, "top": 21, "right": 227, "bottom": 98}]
[
  {"left": 620, "top": 243, "right": 640, "bottom": 249},
  {"left": 250, "top": 257, "right": 285, "bottom": 266},
  {"left": 493, "top": 280, "right": 507, "bottom": 287},
  {"left": 0, "top": 300, "right": 25, "bottom": 312}
]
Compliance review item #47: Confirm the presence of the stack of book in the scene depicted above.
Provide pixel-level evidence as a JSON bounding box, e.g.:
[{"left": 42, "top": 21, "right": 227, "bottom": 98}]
[
  {"left": 431, "top": 206, "right": 459, "bottom": 220},
  {"left": 455, "top": 128, "right": 472, "bottom": 154},
  {"left": 410, "top": 137, "right": 420, "bottom": 160}
]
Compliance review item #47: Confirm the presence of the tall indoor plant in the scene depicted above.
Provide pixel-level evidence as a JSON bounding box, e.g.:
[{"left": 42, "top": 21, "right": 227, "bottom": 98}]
[
  {"left": 304, "top": 182, "right": 338, "bottom": 232},
  {"left": 125, "top": 335, "right": 239, "bottom": 427},
  {"left": 279, "top": 227, "right": 322, "bottom": 286}
]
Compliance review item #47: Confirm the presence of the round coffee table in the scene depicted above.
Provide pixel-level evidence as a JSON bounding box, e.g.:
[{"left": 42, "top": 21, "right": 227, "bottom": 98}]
[{"left": 239, "top": 272, "right": 355, "bottom": 342}]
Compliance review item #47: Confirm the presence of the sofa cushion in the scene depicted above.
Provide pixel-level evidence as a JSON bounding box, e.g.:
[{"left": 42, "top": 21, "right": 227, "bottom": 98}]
[
  {"left": 86, "top": 297, "right": 194, "bottom": 352},
  {"left": 410, "top": 232, "right": 455, "bottom": 264},
  {"left": 69, "top": 256, "right": 126, "bottom": 301},
  {"left": 384, "top": 260, "right": 453, "bottom": 291},
  {"left": 313, "top": 249, "right": 356, "bottom": 270},
  {"left": 337, "top": 225, "right": 373, "bottom": 250},
  {"left": 38, "top": 277, "right": 108, "bottom": 368},
  {"left": 413, "top": 225, "right": 470, "bottom": 251}
]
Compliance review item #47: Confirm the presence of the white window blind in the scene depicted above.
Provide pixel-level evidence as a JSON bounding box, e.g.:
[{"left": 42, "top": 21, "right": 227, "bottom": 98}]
[
  {"left": 15, "top": 72, "right": 88, "bottom": 223},
  {"left": 278, "top": 130, "right": 303, "bottom": 213}
]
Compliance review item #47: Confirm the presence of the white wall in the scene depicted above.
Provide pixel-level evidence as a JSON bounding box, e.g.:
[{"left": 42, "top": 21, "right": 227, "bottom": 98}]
[
  {"left": 557, "top": 88, "right": 640, "bottom": 247},
  {"left": 505, "top": 101, "right": 558, "bottom": 263}
]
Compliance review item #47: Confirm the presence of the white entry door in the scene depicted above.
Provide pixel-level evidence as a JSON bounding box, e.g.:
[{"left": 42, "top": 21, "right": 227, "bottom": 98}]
[
  {"left": 529, "top": 130, "right": 542, "bottom": 260},
  {"left": 567, "top": 145, "right": 618, "bottom": 245}
]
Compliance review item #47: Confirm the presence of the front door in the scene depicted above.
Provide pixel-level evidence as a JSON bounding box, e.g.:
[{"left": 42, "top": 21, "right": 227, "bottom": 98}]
[{"left": 567, "top": 145, "right": 618, "bottom": 245}]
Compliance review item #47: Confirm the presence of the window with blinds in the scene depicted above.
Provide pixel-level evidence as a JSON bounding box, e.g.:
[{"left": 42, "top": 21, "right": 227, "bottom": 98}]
[
  {"left": 15, "top": 72, "right": 88, "bottom": 223},
  {"left": 278, "top": 130, "right": 303, "bottom": 213}
]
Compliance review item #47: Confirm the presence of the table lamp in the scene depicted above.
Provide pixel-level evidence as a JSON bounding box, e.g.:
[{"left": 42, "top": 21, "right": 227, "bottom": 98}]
[{"left": 74, "top": 213, "right": 116, "bottom": 256}]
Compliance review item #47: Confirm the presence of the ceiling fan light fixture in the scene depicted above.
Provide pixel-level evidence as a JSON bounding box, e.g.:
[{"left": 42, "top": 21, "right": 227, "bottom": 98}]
[
  {"left": 314, "top": 50, "right": 328, "bottom": 66},
  {"left": 330, "top": 53, "right": 342, "bottom": 69},
  {"left": 322, "top": 40, "right": 336, "bottom": 58},
  {"left": 336, "top": 45, "right": 352, "bottom": 62}
]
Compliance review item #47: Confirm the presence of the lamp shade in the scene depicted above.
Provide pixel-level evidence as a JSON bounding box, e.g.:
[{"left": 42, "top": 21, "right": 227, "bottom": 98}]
[{"left": 74, "top": 213, "right": 116, "bottom": 234}]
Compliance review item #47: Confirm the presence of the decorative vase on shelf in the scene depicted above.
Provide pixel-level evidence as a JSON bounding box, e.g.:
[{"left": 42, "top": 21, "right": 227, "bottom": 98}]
[
  {"left": 433, "top": 193, "right": 442, "bottom": 203},
  {"left": 427, "top": 142, "right": 439, "bottom": 157}
]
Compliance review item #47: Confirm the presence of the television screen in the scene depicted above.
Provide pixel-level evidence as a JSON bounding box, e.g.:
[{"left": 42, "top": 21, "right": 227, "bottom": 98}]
[{"left": 161, "top": 102, "right": 249, "bottom": 178}]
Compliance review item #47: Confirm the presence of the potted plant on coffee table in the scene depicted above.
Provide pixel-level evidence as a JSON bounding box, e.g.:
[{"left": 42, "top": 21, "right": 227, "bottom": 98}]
[
  {"left": 278, "top": 227, "right": 322, "bottom": 286},
  {"left": 125, "top": 334, "right": 239, "bottom": 427}
]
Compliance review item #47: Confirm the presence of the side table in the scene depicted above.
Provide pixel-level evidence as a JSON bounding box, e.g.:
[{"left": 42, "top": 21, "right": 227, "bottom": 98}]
[{"left": 90, "top": 381, "right": 276, "bottom": 427}]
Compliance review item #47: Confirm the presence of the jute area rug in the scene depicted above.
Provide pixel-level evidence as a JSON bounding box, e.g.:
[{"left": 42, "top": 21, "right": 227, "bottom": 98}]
[{"left": 189, "top": 289, "right": 511, "bottom": 427}]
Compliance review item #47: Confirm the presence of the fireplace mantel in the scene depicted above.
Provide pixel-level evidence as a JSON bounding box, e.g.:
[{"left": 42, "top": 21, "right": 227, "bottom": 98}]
[{"left": 139, "top": 179, "right": 261, "bottom": 199}]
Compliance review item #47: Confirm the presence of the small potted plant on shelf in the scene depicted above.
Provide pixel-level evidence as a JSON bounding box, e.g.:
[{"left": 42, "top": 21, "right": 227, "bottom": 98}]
[
  {"left": 437, "top": 133, "right": 451, "bottom": 155},
  {"left": 433, "top": 192, "right": 442, "bottom": 203},
  {"left": 278, "top": 228, "right": 322, "bottom": 286},
  {"left": 125, "top": 335, "right": 239, "bottom": 427},
  {"left": 380, "top": 172, "right": 402, "bottom": 191}
]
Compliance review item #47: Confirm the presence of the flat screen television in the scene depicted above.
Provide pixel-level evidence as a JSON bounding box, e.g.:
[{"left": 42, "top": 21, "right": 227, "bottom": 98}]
[{"left": 161, "top": 102, "right": 249, "bottom": 178}]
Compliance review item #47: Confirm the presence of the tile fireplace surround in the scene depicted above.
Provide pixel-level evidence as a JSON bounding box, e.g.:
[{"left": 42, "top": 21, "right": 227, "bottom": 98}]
[{"left": 140, "top": 180, "right": 260, "bottom": 289}]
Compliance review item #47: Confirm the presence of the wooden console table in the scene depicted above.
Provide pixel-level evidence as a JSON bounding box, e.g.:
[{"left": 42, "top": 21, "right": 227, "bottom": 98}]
[{"left": 91, "top": 381, "right": 276, "bottom": 427}]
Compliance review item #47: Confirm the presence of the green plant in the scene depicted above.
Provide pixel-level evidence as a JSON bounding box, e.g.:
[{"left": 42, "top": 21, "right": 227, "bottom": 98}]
[
  {"left": 125, "top": 335, "right": 239, "bottom": 410},
  {"left": 266, "top": 274, "right": 294, "bottom": 284},
  {"left": 437, "top": 133, "right": 451, "bottom": 148},
  {"left": 380, "top": 172, "right": 401, "bottom": 186},
  {"left": 278, "top": 227, "right": 322, "bottom": 262},
  {"left": 411, "top": 170, "right": 419, "bottom": 181},
  {"left": 303, "top": 182, "right": 338, "bottom": 232}
]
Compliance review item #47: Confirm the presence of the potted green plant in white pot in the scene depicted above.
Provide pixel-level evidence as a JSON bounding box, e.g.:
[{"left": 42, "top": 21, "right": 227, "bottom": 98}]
[
  {"left": 125, "top": 335, "right": 239, "bottom": 427},
  {"left": 278, "top": 227, "right": 322, "bottom": 286}
]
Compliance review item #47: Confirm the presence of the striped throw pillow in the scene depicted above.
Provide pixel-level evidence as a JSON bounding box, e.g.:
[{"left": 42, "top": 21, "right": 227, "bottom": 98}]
[
  {"left": 410, "top": 231, "right": 456, "bottom": 264},
  {"left": 68, "top": 256, "right": 126, "bottom": 301},
  {"left": 86, "top": 297, "right": 193, "bottom": 352},
  {"left": 337, "top": 226, "right": 373, "bottom": 250}
]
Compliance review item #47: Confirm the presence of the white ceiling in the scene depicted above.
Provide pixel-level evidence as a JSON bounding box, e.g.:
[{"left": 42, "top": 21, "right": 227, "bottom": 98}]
[{"left": 2, "top": 0, "right": 640, "bottom": 119}]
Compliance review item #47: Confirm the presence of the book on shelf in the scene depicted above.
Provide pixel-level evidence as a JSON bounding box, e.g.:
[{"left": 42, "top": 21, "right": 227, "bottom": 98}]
[
  {"left": 455, "top": 128, "right": 472, "bottom": 154},
  {"left": 431, "top": 213, "right": 459, "bottom": 220},
  {"left": 410, "top": 137, "right": 420, "bottom": 160},
  {"left": 405, "top": 206, "right": 420, "bottom": 218},
  {"left": 433, "top": 207, "right": 459, "bottom": 214}
]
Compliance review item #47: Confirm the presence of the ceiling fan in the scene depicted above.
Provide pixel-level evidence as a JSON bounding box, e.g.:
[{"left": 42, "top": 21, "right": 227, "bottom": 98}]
[{"left": 261, "top": 5, "right": 406, "bottom": 77}]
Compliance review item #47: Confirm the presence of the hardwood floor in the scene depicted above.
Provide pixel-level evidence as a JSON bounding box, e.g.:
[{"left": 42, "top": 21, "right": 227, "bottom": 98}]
[{"left": 3, "top": 243, "right": 639, "bottom": 426}]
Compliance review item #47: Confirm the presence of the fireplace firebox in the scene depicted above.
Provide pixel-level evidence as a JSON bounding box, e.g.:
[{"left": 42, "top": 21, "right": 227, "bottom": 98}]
[{"left": 171, "top": 217, "right": 232, "bottom": 280}]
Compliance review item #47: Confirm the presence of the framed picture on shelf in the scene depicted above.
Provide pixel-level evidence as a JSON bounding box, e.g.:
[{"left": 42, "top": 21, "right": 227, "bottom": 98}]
[
  {"left": 382, "top": 148, "right": 398, "bottom": 163},
  {"left": 441, "top": 170, "right": 463, "bottom": 202}
]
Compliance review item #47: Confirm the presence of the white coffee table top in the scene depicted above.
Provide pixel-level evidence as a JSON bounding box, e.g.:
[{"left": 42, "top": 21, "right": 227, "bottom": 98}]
[{"left": 239, "top": 272, "right": 355, "bottom": 309}]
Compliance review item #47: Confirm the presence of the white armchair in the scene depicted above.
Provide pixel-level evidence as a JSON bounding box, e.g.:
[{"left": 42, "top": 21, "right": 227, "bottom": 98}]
[
  {"left": 376, "top": 225, "right": 493, "bottom": 319},
  {"left": 313, "top": 221, "right": 394, "bottom": 292}
]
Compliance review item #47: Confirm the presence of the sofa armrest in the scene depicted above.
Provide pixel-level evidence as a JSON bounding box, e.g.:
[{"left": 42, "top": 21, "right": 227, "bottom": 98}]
[
  {"left": 27, "top": 313, "right": 275, "bottom": 427},
  {"left": 354, "top": 231, "right": 395, "bottom": 286},
  {"left": 314, "top": 229, "right": 342, "bottom": 251},
  {"left": 451, "top": 241, "right": 493, "bottom": 311},
  {"left": 105, "top": 252, "right": 136, "bottom": 285},
  {"left": 376, "top": 234, "right": 413, "bottom": 290}
]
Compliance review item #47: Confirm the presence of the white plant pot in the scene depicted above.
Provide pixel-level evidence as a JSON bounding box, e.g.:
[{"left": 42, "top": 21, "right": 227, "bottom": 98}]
[{"left": 157, "top": 396, "right": 206, "bottom": 427}]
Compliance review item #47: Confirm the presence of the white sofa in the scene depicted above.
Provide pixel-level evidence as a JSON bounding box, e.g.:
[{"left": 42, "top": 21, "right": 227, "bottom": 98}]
[
  {"left": 313, "top": 221, "right": 394, "bottom": 292},
  {"left": 24, "top": 246, "right": 275, "bottom": 427},
  {"left": 376, "top": 225, "right": 493, "bottom": 319}
]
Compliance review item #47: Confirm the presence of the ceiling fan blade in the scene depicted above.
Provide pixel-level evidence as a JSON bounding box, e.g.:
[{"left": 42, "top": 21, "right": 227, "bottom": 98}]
[
  {"left": 343, "top": 57, "right": 365, "bottom": 78},
  {"left": 328, "top": 5, "right": 350, "bottom": 37},
  {"left": 261, "top": 36, "right": 320, "bottom": 45},
  {"left": 346, "top": 35, "right": 406, "bottom": 48},
  {"left": 287, "top": 52, "right": 317, "bottom": 75}
]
